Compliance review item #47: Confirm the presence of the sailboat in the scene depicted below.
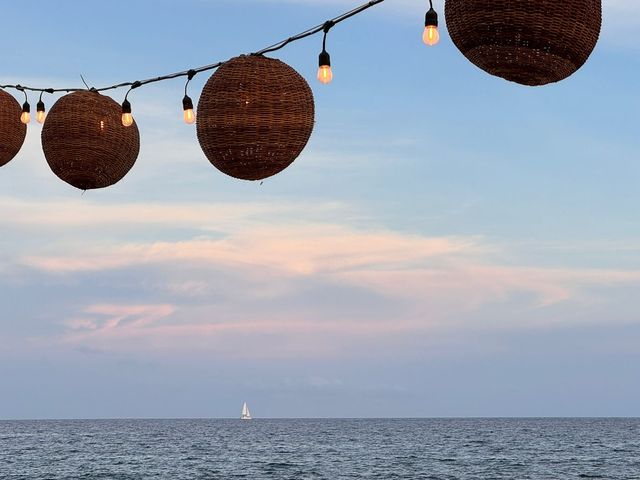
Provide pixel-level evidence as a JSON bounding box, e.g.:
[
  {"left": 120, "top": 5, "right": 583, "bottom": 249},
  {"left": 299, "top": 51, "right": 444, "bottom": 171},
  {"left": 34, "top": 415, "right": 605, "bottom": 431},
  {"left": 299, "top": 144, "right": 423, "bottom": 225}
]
[{"left": 240, "top": 401, "right": 252, "bottom": 420}]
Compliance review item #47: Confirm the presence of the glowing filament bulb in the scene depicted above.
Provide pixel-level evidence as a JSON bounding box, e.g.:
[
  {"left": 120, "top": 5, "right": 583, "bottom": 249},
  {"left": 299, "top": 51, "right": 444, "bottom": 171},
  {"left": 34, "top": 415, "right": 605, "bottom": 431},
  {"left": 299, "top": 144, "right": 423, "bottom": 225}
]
[
  {"left": 317, "top": 51, "right": 333, "bottom": 85},
  {"left": 36, "top": 100, "right": 46, "bottom": 124},
  {"left": 182, "top": 95, "right": 196, "bottom": 125},
  {"left": 184, "top": 109, "right": 196, "bottom": 124},
  {"left": 423, "top": 25, "right": 440, "bottom": 46},
  {"left": 122, "top": 113, "right": 134, "bottom": 127},
  {"left": 423, "top": 6, "right": 440, "bottom": 47},
  {"left": 121, "top": 99, "right": 133, "bottom": 127},
  {"left": 317, "top": 65, "right": 333, "bottom": 84},
  {"left": 20, "top": 101, "right": 31, "bottom": 124}
]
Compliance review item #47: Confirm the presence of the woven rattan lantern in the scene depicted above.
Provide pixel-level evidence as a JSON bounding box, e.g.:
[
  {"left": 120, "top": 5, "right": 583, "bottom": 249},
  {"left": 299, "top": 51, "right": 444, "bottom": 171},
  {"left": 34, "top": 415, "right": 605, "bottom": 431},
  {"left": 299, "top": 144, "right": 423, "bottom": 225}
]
[
  {"left": 41, "top": 91, "right": 140, "bottom": 190},
  {"left": 197, "top": 55, "right": 315, "bottom": 181},
  {"left": 445, "top": 0, "right": 602, "bottom": 86},
  {"left": 0, "top": 90, "right": 27, "bottom": 168}
]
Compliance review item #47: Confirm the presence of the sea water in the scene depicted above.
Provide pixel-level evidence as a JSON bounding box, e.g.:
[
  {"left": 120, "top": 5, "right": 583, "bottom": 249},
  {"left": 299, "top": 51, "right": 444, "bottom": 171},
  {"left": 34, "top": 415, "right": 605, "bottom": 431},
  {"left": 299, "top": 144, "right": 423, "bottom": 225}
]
[{"left": 1, "top": 418, "right": 638, "bottom": 479}]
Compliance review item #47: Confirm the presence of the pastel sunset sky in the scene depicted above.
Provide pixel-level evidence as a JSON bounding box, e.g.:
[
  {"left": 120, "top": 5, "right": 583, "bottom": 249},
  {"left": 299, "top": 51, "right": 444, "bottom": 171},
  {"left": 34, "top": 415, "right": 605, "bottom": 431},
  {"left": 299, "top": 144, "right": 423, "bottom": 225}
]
[{"left": 1, "top": 0, "right": 639, "bottom": 419}]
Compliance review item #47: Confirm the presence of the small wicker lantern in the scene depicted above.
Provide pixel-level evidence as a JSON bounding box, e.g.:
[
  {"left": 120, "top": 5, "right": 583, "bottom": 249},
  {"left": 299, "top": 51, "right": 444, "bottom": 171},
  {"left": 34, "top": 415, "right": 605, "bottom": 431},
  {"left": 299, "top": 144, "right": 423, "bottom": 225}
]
[
  {"left": 197, "top": 55, "right": 315, "bottom": 181},
  {"left": 0, "top": 90, "right": 27, "bottom": 168},
  {"left": 41, "top": 91, "right": 140, "bottom": 190},
  {"left": 445, "top": 0, "right": 602, "bottom": 86}
]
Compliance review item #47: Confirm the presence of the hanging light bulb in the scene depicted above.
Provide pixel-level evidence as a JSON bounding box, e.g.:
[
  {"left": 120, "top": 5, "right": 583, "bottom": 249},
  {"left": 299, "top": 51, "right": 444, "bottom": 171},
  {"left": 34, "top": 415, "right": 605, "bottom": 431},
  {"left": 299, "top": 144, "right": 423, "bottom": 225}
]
[
  {"left": 423, "top": 2, "right": 440, "bottom": 46},
  {"left": 423, "top": 24, "right": 439, "bottom": 46},
  {"left": 20, "top": 101, "right": 31, "bottom": 124},
  {"left": 317, "top": 21, "right": 334, "bottom": 85},
  {"left": 182, "top": 95, "right": 196, "bottom": 124},
  {"left": 121, "top": 99, "right": 134, "bottom": 127},
  {"left": 317, "top": 50, "right": 333, "bottom": 85},
  {"left": 182, "top": 70, "right": 197, "bottom": 125},
  {"left": 36, "top": 99, "right": 46, "bottom": 124}
]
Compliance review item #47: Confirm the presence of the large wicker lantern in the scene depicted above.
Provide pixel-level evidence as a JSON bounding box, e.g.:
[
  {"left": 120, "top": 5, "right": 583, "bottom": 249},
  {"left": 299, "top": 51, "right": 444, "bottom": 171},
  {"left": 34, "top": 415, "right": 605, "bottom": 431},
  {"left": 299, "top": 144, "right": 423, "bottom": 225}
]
[
  {"left": 197, "top": 55, "right": 315, "bottom": 181},
  {"left": 445, "top": 0, "right": 602, "bottom": 86},
  {"left": 41, "top": 91, "right": 140, "bottom": 190},
  {"left": 0, "top": 90, "right": 27, "bottom": 168}
]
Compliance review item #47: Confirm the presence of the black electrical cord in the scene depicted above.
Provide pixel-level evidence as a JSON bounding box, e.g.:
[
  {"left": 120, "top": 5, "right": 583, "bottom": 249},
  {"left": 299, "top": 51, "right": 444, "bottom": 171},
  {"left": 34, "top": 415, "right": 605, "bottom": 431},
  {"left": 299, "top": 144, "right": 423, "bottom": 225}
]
[{"left": 0, "top": 0, "right": 385, "bottom": 96}]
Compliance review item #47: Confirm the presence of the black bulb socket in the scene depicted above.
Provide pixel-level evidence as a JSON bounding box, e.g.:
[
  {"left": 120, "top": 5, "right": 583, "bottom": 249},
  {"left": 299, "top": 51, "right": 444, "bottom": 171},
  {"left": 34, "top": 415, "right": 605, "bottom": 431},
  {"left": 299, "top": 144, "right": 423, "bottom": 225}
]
[
  {"left": 425, "top": 7, "right": 438, "bottom": 27},
  {"left": 121, "top": 99, "right": 132, "bottom": 114},
  {"left": 182, "top": 95, "right": 194, "bottom": 111},
  {"left": 22, "top": 101, "right": 31, "bottom": 113},
  {"left": 319, "top": 50, "right": 331, "bottom": 68},
  {"left": 37, "top": 100, "right": 45, "bottom": 113}
]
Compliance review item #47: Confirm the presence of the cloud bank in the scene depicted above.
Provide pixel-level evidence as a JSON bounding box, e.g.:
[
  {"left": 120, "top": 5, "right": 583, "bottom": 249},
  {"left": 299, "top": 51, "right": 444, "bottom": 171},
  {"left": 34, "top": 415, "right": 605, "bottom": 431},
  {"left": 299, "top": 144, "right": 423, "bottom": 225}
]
[{"left": 2, "top": 197, "right": 638, "bottom": 360}]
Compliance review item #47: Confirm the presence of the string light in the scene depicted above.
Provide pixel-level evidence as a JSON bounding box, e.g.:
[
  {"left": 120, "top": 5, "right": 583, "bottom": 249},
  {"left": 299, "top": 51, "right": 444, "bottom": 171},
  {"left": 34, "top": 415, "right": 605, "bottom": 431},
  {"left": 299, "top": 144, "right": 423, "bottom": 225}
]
[
  {"left": 121, "top": 99, "right": 133, "bottom": 127},
  {"left": 0, "top": 0, "right": 387, "bottom": 124},
  {"left": 317, "top": 22, "right": 334, "bottom": 85},
  {"left": 182, "top": 70, "right": 196, "bottom": 125},
  {"left": 183, "top": 96, "right": 195, "bottom": 124},
  {"left": 36, "top": 92, "right": 47, "bottom": 124},
  {"left": 19, "top": 89, "right": 31, "bottom": 124},
  {"left": 423, "top": 0, "right": 440, "bottom": 46},
  {"left": 20, "top": 103, "right": 31, "bottom": 124},
  {"left": 121, "top": 83, "right": 141, "bottom": 127}
]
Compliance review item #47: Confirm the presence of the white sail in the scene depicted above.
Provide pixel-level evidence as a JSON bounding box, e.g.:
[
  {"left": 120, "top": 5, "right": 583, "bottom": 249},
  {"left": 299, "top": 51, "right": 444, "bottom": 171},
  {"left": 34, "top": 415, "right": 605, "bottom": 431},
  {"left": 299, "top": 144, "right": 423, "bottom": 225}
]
[{"left": 240, "top": 401, "right": 252, "bottom": 420}]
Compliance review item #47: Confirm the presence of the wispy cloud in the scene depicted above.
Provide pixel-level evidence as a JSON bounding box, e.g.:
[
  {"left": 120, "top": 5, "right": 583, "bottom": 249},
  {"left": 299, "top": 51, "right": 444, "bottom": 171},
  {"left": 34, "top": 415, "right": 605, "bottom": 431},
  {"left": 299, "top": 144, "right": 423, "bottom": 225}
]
[
  {"left": 22, "top": 225, "right": 476, "bottom": 275},
  {"left": 64, "top": 304, "right": 176, "bottom": 335},
  {"left": 3, "top": 196, "right": 639, "bottom": 359},
  {"left": 0, "top": 197, "right": 341, "bottom": 229}
]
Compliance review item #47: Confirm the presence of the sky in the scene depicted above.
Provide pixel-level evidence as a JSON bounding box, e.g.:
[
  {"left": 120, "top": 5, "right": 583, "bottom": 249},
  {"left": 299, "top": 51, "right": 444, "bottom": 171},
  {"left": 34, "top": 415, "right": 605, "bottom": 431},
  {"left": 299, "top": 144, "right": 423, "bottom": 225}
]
[{"left": 0, "top": 0, "right": 639, "bottom": 419}]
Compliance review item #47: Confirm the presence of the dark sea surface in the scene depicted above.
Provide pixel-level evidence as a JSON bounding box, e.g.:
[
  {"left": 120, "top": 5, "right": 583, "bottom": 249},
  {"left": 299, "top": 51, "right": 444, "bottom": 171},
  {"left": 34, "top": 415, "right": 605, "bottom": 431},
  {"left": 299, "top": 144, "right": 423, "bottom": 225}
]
[{"left": 0, "top": 418, "right": 638, "bottom": 479}]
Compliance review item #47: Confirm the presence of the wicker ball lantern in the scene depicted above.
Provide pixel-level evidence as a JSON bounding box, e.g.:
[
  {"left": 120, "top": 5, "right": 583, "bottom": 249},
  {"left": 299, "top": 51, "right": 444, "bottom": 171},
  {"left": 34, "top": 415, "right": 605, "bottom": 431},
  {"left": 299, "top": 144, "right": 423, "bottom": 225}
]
[
  {"left": 197, "top": 55, "right": 315, "bottom": 181},
  {"left": 0, "top": 90, "right": 27, "bottom": 168},
  {"left": 41, "top": 91, "right": 140, "bottom": 190},
  {"left": 445, "top": 0, "right": 602, "bottom": 86}
]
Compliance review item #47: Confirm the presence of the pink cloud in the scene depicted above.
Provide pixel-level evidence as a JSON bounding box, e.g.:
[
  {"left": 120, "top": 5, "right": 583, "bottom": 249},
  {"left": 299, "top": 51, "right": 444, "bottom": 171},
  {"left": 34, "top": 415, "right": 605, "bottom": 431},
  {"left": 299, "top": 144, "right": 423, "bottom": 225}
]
[
  {"left": 338, "top": 264, "right": 640, "bottom": 327},
  {"left": 46, "top": 262, "right": 640, "bottom": 358},
  {"left": 61, "top": 304, "right": 176, "bottom": 343},
  {"left": 23, "top": 225, "right": 478, "bottom": 276},
  {"left": 22, "top": 222, "right": 640, "bottom": 318},
  {"left": 8, "top": 198, "right": 640, "bottom": 358},
  {"left": 54, "top": 305, "right": 437, "bottom": 359},
  {"left": 0, "top": 197, "right": 335, "bottom": 229}
]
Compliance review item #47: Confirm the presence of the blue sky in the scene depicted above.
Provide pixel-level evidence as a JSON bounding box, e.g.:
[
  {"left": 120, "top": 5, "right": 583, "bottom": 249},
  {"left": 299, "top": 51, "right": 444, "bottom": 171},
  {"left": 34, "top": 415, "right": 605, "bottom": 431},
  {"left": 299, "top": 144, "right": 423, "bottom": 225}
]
[{"left": 1, "top": 0, "right": 639, "bottom": 419}]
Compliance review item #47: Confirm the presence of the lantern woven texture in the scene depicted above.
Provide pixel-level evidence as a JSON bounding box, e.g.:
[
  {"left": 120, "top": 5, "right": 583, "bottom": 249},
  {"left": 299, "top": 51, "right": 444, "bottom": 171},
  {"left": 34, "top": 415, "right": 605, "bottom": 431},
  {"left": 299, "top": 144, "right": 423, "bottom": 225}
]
[
  {"left": 0, "top": 89, "right": 27, "bottom": 167},
  {"left": 197, "top": 55, "right": 315, "bottom": 181},
  {"left": 41, "top": 91, "right": 140, "bottom": 190},
  {"left": 445, "top": 0, "right": 602, "bottom": 86}
]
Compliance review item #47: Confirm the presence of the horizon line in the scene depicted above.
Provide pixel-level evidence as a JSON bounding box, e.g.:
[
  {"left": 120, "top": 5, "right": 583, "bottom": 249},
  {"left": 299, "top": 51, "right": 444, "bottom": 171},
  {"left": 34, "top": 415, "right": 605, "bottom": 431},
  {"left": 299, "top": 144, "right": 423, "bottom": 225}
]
[{"left": 2, "top": 416, "right": 639, "bottom": 422}]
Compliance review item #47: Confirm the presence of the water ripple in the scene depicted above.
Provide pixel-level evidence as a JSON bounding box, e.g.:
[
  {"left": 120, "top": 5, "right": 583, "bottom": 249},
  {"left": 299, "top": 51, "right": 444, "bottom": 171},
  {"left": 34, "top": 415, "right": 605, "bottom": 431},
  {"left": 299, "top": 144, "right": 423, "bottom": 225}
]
[{"left": 0, "top": 418, "right": 638, "bottom": 479}]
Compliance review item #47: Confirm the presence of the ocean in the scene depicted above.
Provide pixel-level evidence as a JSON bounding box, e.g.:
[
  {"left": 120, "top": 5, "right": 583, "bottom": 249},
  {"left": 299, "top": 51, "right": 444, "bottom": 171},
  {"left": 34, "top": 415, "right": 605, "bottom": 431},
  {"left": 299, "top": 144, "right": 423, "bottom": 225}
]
[{"left": 1, "top": 418, "right": 638, "bottom": 479}]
